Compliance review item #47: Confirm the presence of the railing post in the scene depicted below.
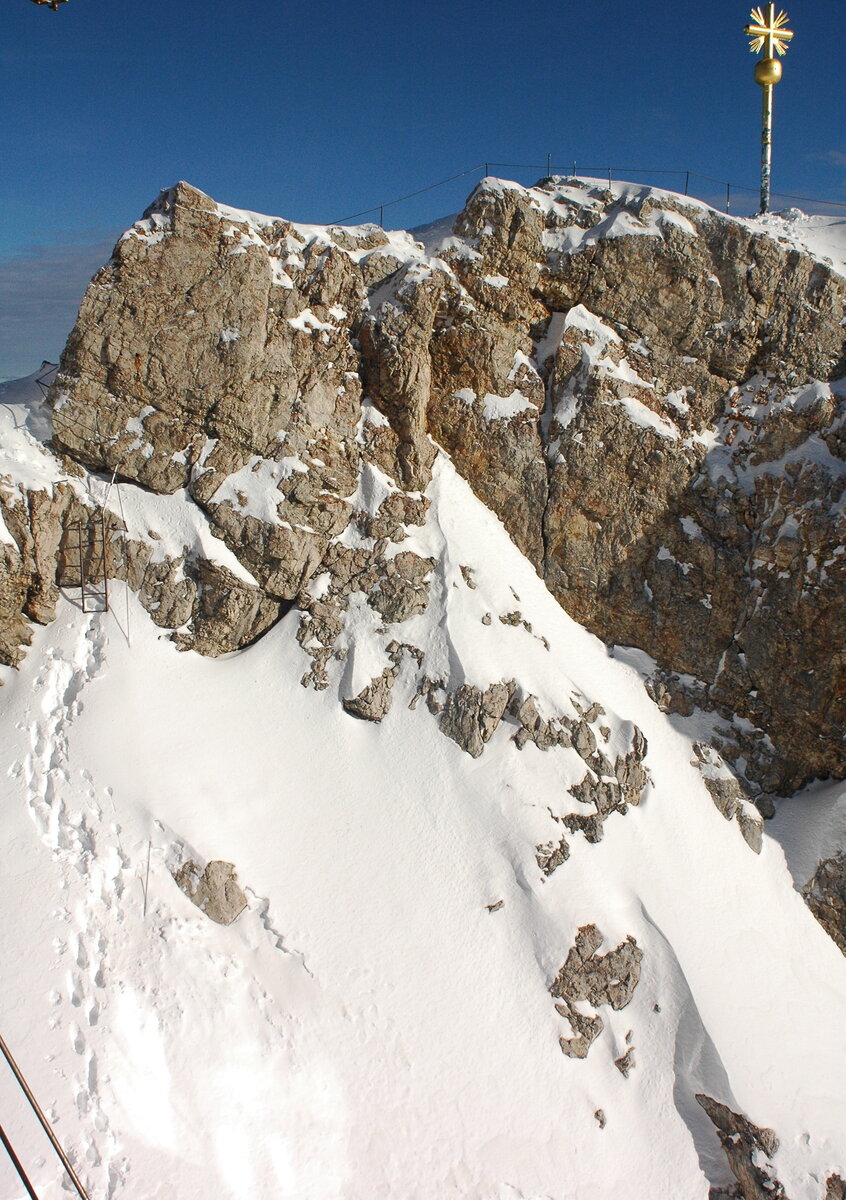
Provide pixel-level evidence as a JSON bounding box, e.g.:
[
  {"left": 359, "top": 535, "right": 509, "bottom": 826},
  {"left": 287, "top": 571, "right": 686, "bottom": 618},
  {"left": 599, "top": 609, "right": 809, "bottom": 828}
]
[
  {"left": 101, "top": 510, "right": 109, "bottom": 614},
  {"left": 0, "top": 1123, "right": 40, "bottom": 1200},
  {"left": 0, "top": 1033, "right": 90, "bottom": 1200}
]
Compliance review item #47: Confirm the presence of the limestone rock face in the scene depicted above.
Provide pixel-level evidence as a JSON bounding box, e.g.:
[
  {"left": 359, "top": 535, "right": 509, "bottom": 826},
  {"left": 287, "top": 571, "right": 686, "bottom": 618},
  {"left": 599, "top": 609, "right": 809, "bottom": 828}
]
[
  {"left": 427, "top": 179, "right": 846, "bottom": 793},
  {"left": 7, "top": 173, "right": 840, "bottom": 793},
  {"left": 52, "top": 182, "right": 368, "bottom": 607}
]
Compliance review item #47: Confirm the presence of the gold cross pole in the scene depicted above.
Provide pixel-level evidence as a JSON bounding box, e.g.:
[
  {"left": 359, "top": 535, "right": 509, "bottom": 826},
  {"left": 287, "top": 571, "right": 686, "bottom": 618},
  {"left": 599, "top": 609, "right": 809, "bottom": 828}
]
[{"left": 744, "top": 5, "right": 794, "bottom": 213}]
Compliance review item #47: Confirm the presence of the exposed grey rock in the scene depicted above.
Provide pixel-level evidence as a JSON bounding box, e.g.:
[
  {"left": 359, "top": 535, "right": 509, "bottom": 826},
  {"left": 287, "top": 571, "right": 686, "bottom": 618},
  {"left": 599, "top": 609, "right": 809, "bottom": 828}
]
[
  {"left": 594, "top": 1108, "right": 606, "bottom": 1129},
  {"left": 294, "top": 532, "right": 432, "bottom": 692},
  {"left": 693, "top": 743, "right": 765, "bottom": 854},
  {"left": 359, "top": 258, "right": 447, "bottom": 488},
  {"left": 702, "top": 774, "right": 743, "bottom": 821},
  {"left": 340, "top": 639, "right": 423, "bottom": 723},
  {"left": 614, "top": 1047, "right": 635, "bottom": 1077},
  {"left": 571, "top": 719, "right": 597, "bottom": 760},
  {"left": 535, "top": 836, "right": 570, "bottom": 876},
  {"left": 614, "top": 751, "right": 648, "bottom": 803},
  {"left": 173, "top": 860, "right": 247, "bottom": 925},
  {"left": 826, "top": 1174, "right": 846, "bottom": 1200},
  {"left": 554, "top": 1003, "right": 604, "bottom": 1060},
  {"left": 754, "top": 794, "right": 777, "bottom": 820},
  {"left": 173, "top": 559, "right": 282, "bottom": 657},
  {"left": 552, "top": 924, "right": 643, "bottom": 1010},
  {"left": 408, "top": 675, "right": 446, "bottom": 714},
  {"left": 439, "top": 680, "right": 516, "bottom": 758},
  {"left": 369, "top": 551, "right": 435, "bottom": 623},
  {"left": 551, "top": 924, "right": 643, "bottom": 1061},
  {"left": 511, "top": 693, "right": 572, "bottom": 751},
  {"left": 342, "top": 667, "right": 397, "bottom": 722},
  {"left": 0, "top": 482, "right": 80, "bottom": 662},
  {"left": 737, "top": 808, "right": 764, "bottom": 855},
  {"left": 695, "top": 1094, "right": 785, "bottom": 1200},
  {"left": 563, "top": 724, "right": 650, "bottom": 845},
  {"left": 803, "top": 852, "right": 846, "bottom": 956}
]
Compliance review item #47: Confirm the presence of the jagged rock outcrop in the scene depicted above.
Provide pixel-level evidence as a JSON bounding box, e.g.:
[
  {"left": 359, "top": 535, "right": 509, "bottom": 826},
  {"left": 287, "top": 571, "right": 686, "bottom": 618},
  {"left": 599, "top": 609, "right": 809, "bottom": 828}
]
[
  {"left": 695, "top": 1094, "right": 785, "bottom": 1200},
  {"left": 692, "top": 742, "right": 765, "bottom": 853},
  {"left": 439, "top": 680, "right": 516, "bottom": 758},
  {"left": 0, "top": 174, "right": 842, "bottom": 793},
  {"left": 550, "top": 923, "right": 643, "bottom": 1059},
  {"left": 341, "top": 640, "right": 424, "bottom": 722},
  {"left": 803, "top": 852, "right": 846, "bottom": 955}
]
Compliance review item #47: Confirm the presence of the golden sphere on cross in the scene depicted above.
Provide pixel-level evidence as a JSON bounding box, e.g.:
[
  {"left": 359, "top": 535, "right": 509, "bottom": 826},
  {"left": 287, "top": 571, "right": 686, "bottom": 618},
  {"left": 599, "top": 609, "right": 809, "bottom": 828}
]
[{"left": 755, "top": 57, "right": 783, "bottom": 86}]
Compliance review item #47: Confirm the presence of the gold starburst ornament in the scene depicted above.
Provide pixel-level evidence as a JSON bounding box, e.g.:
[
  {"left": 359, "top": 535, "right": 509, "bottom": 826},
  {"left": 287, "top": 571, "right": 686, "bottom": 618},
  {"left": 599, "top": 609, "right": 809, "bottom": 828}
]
[{"left": 745, "top": 6, "right": 794, "bottom": 56}]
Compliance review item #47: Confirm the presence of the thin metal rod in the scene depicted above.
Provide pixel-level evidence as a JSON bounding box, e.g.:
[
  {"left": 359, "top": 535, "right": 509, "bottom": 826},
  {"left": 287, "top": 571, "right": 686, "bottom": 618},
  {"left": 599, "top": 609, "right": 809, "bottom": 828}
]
[
  {"left": 113, "top": 480, "right": 132, "bottom": 646},
  {"left": 100, "top": 510, "right": 109, "bottom": 613},
  {"left": 143, "top": 840, "right": 151, "bottom": 918},
  {"left": 0, "top": 1033, "right": 90, "bottom": 1200},
  {"left": 0, "top": 1122, "right": 40, "bottom": 1200},
  {"left": 75, "top": 525, "right": 87, "bottom": 614},
  {"left": 329, "top": 162, "right": 486, "bottom": 224}
]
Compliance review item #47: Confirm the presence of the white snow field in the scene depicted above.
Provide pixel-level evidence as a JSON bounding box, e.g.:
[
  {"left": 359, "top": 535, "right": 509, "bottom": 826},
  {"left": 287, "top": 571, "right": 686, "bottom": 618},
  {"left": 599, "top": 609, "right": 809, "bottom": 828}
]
[{"left": 1, "top": 188, "right": 846, "bottom": 1200}]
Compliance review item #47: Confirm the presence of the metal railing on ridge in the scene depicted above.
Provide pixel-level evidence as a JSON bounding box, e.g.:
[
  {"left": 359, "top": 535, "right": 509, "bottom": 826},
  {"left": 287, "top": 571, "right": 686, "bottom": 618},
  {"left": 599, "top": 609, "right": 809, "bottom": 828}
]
[{"left": 329, "top": 159, "right": 846, "bottom": 227}]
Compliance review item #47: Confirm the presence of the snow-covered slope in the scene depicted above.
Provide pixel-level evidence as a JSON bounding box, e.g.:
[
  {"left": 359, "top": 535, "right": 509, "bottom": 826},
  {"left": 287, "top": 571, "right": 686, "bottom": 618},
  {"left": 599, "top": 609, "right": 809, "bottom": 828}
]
[{"left": 1, "top": 366, "right": 844, "bottom": 1199}]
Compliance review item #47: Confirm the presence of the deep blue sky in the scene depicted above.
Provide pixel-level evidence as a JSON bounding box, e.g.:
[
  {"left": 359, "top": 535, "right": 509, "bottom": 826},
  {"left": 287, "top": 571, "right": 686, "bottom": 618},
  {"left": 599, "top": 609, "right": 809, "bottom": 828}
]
[{"left": 1, "top": 0, "right": 844, "bottom": 378}]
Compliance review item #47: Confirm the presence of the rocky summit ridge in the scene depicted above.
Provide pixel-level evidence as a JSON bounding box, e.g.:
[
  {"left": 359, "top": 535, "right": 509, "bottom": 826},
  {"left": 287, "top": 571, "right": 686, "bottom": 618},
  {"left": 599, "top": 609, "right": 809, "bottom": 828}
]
[
  {"left": 2, "top": 174, "right": 845, "bottom": 805},
  {"left": 1, "top": 174, "right": 846, "bottom": 1200}
]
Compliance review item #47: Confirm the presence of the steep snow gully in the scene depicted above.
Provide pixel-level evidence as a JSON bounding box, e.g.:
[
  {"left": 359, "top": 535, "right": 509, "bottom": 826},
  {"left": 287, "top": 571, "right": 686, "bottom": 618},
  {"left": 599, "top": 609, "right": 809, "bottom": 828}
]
[{"left": 0, "top": 177, "right": 845, "bottom": 1200}]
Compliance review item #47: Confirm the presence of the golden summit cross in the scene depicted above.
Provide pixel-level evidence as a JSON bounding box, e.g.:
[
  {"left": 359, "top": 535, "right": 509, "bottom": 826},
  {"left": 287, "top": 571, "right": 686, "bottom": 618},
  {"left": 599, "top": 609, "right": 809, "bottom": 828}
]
[
  {"left": 743, "top": 4, "right": 794, "bottom": 214},
  {"left": 745, "top": 6, "right": 793, "bottom": 58}
]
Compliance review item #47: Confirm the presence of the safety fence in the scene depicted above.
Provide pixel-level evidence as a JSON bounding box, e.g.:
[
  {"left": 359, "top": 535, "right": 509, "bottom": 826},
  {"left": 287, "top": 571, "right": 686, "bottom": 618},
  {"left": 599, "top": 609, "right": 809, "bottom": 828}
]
[{"left": 329, "top": 159, "right": 846, "bottom": 228}]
